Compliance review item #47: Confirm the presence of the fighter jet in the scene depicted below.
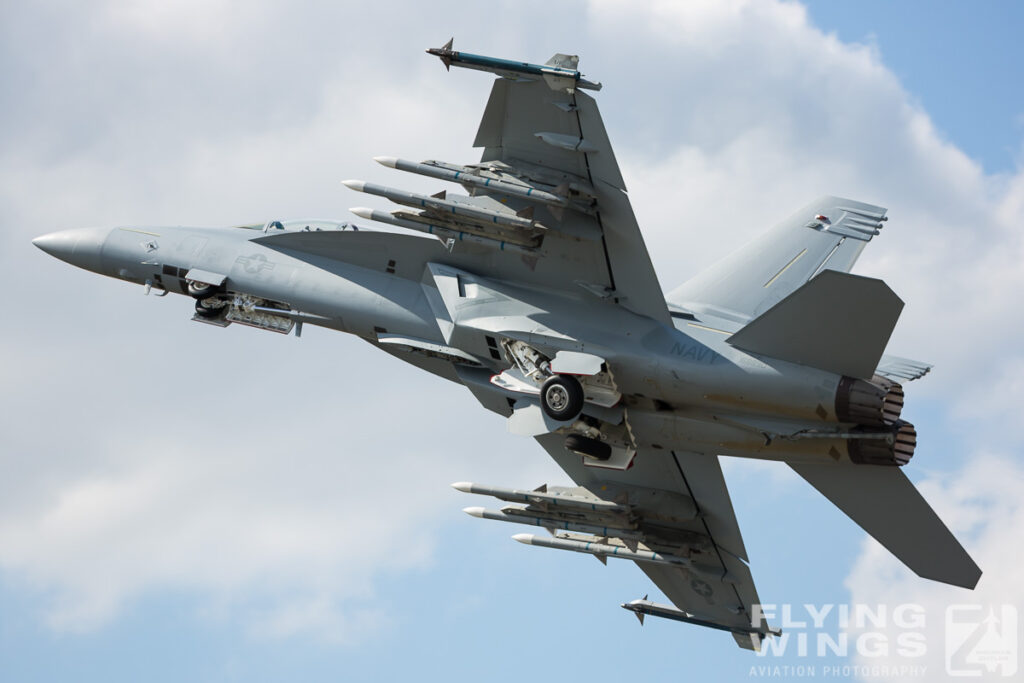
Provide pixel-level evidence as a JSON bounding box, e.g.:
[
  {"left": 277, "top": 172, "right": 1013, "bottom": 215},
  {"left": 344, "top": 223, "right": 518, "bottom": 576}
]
[{"left": 33, "top": 40, "right": 980, "bottom": 651}]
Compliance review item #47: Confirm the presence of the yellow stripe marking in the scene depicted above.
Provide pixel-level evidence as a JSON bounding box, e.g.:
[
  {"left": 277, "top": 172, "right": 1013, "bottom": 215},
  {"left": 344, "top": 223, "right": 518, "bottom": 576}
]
[
  {"left": 687, "top": 322, "right": 730, "bottom": 335},
  {"left": 118, "top": 227, "right": 161, "bottom": 236},
  {"left": 763, "top": 248, "right": 807, "bottom": 288}
]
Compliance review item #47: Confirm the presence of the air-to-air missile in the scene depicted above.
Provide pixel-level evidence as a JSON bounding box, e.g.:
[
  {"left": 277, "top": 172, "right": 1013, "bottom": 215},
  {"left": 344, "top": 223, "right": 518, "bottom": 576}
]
[
  {"left": 426, "top": 38, "right": 601, "bottom": 92},
  {"left": 371, "top": 157, "right": 591, "bottom": 214},
  {"left": 341, "top": 180, "right": 544, "bottom": 232},
  {"left": 450, "top": 481, "right": 628, "bottom": 513},
  {"left": 348, "top": 207, "right": 538, "bottom": 254},
  {"left": 621, "top": 598, "right": 782, "bottom": 638},
  {"left": 462, "top": 506, "right": 645, "bottom": 541},
  {"left": 511, "top": 533, "right": 728, "bottom": 579}
]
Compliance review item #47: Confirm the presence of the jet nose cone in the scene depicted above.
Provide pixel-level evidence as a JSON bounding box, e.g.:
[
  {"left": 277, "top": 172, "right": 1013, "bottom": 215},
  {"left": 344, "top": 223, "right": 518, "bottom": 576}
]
[
  {"left": 32, "top": 231, "right": 75, "bottom": 258},
  {"left": 33, "top": 227, "right": 110, "bottom": 273}
]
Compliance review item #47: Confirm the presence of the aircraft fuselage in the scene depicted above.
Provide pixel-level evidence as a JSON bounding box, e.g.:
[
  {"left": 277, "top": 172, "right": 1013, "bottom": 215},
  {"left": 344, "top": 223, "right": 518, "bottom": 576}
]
[{"left": 35, "top": 222, "right": 904, "bottom": 469}]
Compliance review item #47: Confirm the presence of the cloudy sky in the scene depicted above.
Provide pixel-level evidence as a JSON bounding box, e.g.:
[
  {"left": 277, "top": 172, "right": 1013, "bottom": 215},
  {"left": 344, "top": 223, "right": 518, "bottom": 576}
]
[{"left": 2, "top": 1, "right": 1022, "bottom": 681}]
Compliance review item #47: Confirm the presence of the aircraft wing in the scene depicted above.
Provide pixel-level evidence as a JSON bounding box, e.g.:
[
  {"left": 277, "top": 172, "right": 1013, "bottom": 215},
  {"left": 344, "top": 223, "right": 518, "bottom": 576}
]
[
  {"left": 667, "top": 196, "right": 888, "bottom": 324},
  {"left": 532, "top": 433, "right": 773, "bottom": 650},
  {"left": 348, "top": 59, "right": 670, "bottom": 325}
]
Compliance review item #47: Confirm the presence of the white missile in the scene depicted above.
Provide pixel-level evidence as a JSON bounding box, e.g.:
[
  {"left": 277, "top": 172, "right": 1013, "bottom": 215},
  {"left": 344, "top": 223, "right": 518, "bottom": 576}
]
[
  {"left": 342, "top": 180, "right": 543, "bottom": 231},
  {"left": 372, "top": 156, "right": 591, "bottom": 214},
  {"left": 349, "top": 208, "right": 537, "bottom": 254},
  {"left": 463, "top": 506, "right": 644, "bottom": 540},
  {"left": 510, "top": 533, "right": 733, "bottom": 580},
  {"left": 451, "top": 481, "right": 629, "bottom": 514},
  {"left": 388, "top": 208, "right": 541, "bottom": 247}
]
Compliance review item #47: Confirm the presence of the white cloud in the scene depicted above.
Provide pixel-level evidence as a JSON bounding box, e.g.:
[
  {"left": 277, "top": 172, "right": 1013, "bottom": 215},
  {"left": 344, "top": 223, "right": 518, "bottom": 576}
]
[
  {"left": 0, "top": 326, "right": 561, "bottom": 637},
  {"left": 595, "top": 0, "right": 1024, "bottom": 444},
  {"left": 1, "top": 0, "right": 1021, "bottom": 651}
]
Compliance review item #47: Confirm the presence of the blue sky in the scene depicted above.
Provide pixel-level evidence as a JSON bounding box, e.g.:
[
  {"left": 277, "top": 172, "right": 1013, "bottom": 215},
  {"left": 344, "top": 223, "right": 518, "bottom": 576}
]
[
  {"left": 2, "top": 2, "right": 1022, "bottom": 682},
  {"left": 805, "top": 0, "right": 1024, "bottom": 175}
]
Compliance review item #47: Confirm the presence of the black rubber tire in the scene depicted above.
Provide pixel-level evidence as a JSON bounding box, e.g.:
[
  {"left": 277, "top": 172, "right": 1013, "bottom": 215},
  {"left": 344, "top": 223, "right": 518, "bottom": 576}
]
[
  {"left": 188, "top": 281, "right": 218, "bottom": 300},
  {"left": 564, "top": 434, "right": 611, "bottom": 461},
  {"left": 194, "top": 298, "right": 224, "bottom": 319},
  {"left": 540, "top": 374, "right": 584, "bottom": 421}
]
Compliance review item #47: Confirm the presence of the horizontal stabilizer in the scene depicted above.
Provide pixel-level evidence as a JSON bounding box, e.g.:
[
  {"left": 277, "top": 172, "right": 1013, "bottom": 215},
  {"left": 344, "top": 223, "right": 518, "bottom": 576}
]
[
  {"left": 876, "top": 354, "right": 933, "bottom": 382},
  {"left": 789, "top": 462, "right": 981, "bottom": 589},
  {"left": 727, "top": 270, "right": 903, "bottom": 379}
]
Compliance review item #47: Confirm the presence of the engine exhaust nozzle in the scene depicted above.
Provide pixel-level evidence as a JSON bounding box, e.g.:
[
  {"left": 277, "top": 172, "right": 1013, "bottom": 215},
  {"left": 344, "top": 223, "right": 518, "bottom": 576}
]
[
  {"left": 835, "top": 375, "right": 904, "bottom": 427},
  {"left": 848, "top": 420, "right": 917, "bottom": 466}
]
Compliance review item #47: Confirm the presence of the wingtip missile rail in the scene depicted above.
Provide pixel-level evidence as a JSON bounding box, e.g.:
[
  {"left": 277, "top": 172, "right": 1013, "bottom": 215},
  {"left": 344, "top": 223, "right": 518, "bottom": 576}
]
[{"left": 427, "top": 38, "right": 601, "bottom": 92}]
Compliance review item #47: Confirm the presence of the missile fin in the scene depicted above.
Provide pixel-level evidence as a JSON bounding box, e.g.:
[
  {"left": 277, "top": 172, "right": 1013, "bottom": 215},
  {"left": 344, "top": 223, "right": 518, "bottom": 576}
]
[{"left": 545, "top": 53, "right": 579, "bottom": 70}]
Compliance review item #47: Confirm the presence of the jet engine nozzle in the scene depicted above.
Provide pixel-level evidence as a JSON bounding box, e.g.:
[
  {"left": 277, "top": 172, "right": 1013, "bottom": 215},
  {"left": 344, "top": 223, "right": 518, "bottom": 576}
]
[
  {"left": 835, "top": 375, "right": 904, "bottom": 427},
  {"left": 848, "top": 420, "right": 916, "bottom": 467}
]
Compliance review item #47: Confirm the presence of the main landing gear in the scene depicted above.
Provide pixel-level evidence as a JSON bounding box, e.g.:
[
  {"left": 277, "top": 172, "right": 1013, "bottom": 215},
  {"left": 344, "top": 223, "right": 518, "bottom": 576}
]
[
  {"left": 188, "top": 280, "right": 226, "bottom": 320},
  {"left": 564, "top": 433, "right": 612, "bottom": 461},
  {"left": 540, "top": 374, "right": 584, "bottom": 421}
]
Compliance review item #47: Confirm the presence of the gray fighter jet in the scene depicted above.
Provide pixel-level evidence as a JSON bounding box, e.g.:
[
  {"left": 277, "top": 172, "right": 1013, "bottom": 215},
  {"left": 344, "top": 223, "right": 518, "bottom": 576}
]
[{"left": 33, "top": 41, "right": 980, "bottom": 650}]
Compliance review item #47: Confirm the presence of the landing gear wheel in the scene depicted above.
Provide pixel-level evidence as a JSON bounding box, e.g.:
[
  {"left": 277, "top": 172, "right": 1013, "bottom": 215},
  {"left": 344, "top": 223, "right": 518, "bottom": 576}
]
[
  {"left": 194, "top": 298, "right": 224, "bottom": 320},
  {"left": 564, "top": 434, "right": 611, "bottom": 461},
  {"left": 540, "top": 374, "right": 584, "bottom": 421},
  {"left": 188, "top": 280, "right": 218, "bottom": 300}
]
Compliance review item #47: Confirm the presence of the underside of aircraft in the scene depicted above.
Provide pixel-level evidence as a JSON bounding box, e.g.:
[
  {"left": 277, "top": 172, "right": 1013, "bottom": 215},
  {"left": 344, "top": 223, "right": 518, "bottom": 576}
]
[{"left": 33, "top": 40, "right": 980, "bottom": 651}]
